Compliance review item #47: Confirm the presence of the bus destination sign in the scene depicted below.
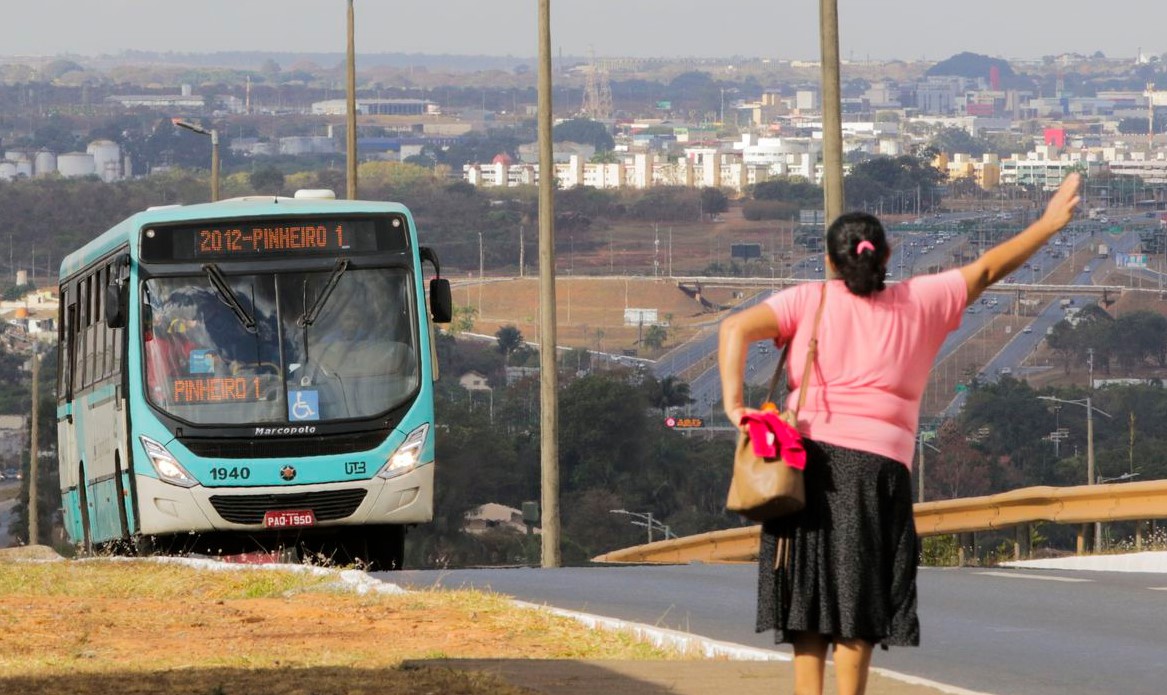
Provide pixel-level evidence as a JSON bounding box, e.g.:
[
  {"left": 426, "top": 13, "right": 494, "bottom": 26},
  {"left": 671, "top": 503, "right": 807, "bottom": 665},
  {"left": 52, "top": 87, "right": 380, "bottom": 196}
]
[
  {"left": 141, "top": 216, "right": 407, "bottom": 262},
  {"left": 165, "top": 375, "right": 281, "bottom": 405}
]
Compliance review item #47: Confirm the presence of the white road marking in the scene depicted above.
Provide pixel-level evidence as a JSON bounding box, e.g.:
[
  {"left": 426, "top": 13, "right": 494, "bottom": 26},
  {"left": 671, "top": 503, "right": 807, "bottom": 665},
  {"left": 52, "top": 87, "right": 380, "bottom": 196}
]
[{"left": 975, "top": 571, "right": 1092, "bottom": 583}]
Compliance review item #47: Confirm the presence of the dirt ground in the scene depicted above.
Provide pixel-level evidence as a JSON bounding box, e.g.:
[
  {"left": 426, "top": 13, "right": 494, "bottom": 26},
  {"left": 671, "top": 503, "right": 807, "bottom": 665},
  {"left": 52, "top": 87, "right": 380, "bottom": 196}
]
[{"left": 0, "top": 548, "right": 665, "bottom": 695}]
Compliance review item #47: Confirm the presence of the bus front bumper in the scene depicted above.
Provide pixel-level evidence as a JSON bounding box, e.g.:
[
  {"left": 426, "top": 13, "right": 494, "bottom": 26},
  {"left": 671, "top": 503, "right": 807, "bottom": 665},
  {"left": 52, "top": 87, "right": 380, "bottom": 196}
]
[{"left": 136, "top": 463, "right": 435, "bottom": 536}]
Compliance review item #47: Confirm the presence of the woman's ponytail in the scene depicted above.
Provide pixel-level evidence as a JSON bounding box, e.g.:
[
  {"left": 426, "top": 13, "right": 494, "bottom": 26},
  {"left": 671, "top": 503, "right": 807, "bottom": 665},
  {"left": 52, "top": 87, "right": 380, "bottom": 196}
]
[{"left": 826, "top": 212, "right": 889, "bottom": 297}]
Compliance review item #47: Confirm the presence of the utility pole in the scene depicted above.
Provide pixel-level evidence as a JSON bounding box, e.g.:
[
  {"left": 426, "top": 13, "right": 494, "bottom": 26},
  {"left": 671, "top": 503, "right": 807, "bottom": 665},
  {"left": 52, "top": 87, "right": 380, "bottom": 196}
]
[
  {"left": 669, "top": 227, "right": 673, "bottom": 278},
  {"left": 1149, "top": 82, "right": 1156, "bottom": 153},
  {"left": 819, "top": 0, "right": 844, "bottom": 253},
  {"left": 477, "top": 231, "right": 484, "bottom": 314},
  {"left": 917, "top": 432, "right": 925, "bottom": 504},
  {"left": 28, "top": 342, "right": 39, "bottom": 545},
  {"left": 536, "top": 0, "right": 561, "bottom": 568},
  {"left": 519, "top": 224, "right": 525, "bottom": 278},
  {"left": 345, "top": 0, "right": 358, "bottom": 199}
]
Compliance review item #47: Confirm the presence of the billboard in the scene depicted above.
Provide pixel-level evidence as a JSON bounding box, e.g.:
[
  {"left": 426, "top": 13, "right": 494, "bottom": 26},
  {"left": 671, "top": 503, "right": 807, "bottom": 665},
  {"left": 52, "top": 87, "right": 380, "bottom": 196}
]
[
  {"left": 730, "top": 243, "right": 762, "bottom": 261},
  {"left": 624, "top": 308, "right": 659, "bottom": 326}
]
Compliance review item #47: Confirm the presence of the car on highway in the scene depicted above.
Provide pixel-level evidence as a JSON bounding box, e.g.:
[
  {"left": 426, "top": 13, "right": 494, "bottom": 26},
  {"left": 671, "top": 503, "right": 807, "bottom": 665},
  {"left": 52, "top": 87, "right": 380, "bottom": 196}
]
[{"left": 1022, "top": 326, "right": 1033, "bottom": 333}]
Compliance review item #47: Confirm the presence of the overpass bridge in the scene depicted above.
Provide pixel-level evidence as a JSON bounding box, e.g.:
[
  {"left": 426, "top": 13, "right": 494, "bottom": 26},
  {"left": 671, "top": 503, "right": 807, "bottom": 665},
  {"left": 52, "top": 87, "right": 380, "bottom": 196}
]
[{"left": 670, "top": 275, "right": 1132, "bottom": 298}]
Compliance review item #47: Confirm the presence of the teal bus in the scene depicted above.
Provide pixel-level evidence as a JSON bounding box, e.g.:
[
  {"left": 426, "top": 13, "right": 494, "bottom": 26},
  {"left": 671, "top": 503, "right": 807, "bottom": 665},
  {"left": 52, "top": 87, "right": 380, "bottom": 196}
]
[{"left": 56, "top": 189, "right": 451, "bottom": 569}]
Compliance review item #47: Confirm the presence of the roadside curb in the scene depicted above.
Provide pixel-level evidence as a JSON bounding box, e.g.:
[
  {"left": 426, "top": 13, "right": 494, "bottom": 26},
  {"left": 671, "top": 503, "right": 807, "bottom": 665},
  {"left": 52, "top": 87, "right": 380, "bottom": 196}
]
[{"left": 506, "top": 598, "right": 997, "bottom": 695}]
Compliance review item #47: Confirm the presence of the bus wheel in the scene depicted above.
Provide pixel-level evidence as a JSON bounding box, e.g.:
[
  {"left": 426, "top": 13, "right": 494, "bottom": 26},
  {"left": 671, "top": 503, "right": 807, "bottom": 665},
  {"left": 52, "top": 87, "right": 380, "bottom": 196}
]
[
  {"left": 362, "top": 525, "right": 405, "bottom": 572},
  {"left": 77, "top": 471, "right": 92, "bottom": 555}
]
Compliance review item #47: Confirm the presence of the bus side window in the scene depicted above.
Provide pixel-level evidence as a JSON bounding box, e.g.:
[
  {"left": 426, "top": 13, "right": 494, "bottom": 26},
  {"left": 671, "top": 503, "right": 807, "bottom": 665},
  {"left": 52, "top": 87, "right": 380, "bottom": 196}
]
[
  {"left": 68, "top": 296, "right": 79, "bottom": 399},
  {"left": 58, "top": 287, "right": 72, "bottom": 402},
  {"left": 75, "top": 277, "right": 89, "bottom": 392},
  {"left": 95, "top": 267, "right": 107, "bottom": 381},
  {"left": 93, "top": 269, "right": 105, "bottom": 383},
  {"left": 107, "top": 263, "right": 122, "bottom": 377}
]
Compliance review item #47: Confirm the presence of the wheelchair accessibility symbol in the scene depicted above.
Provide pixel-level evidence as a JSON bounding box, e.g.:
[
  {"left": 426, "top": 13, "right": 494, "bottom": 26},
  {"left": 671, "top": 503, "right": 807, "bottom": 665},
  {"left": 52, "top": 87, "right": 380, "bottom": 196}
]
[{"left": 289, "top": 390, "right": 320, "bottom": 421}]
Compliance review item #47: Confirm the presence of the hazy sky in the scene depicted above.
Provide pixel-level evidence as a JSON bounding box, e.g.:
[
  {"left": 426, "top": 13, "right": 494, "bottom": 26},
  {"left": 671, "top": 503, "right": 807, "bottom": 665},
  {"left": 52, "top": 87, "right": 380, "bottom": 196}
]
[{"left": 5, "top": 0, "right": 1164, "bottom": 63}]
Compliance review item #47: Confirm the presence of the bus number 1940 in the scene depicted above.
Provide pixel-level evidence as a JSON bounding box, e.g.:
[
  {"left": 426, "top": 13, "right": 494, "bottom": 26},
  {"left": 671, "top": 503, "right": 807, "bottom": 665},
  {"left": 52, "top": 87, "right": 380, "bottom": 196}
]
[{"left": 210, "top": 466, "right": 251, "bottom": 481}]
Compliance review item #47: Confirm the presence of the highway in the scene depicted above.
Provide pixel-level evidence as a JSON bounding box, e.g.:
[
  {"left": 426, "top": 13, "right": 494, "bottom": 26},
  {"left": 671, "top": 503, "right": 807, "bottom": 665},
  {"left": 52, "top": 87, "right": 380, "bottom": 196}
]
[
  {"left": 389, "top": 563, "right": 1167, "bottom": 695},
  {"left": 658, "top": 221, "right": 1052, "bottom": 421}
]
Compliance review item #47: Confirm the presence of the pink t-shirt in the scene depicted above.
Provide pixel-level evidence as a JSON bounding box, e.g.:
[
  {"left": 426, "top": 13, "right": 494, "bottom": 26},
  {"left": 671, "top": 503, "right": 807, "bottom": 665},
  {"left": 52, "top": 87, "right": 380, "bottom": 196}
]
[{"left": 763, "top": 270, "right": 967, "bottom": 468}]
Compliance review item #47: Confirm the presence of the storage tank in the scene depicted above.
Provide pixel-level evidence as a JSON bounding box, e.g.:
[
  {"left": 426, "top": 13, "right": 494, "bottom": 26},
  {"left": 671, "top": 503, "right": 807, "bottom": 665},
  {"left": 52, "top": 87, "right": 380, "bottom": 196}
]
[
  {"left": 58, "top": 152, "right": 96, "bottom": 178},
  {"left": 87, "top": 139, "right": 121, "bottom": 182},
  {"left": 0, "top": 161, "right": 16, "bottom": 181},
  {"left": 15, "top": 160, "right": 32, "bottom": 178},
  {"left": 34, "top": 150, "right": 56, "bottom": 177}
]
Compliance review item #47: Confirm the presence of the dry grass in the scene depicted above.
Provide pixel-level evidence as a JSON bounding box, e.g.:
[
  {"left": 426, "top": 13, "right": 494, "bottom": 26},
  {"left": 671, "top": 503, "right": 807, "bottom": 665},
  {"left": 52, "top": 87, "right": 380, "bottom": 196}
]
[
  {"left": 0, "top": 557, "right": 678, "bottom": 694},
  {"left": 463, "top": 277, "right": 721, "bottom": 357}
]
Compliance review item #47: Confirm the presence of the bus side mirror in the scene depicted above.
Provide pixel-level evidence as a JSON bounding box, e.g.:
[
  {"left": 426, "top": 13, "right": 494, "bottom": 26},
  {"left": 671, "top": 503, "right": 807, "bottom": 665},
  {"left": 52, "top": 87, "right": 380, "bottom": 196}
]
[
  {"left": 105, "top": 283, "right": 126, "bottom": 329},
  {"left": 430, "top": 278, "right": 452, "bottom": 324},
  {"left": 419, "top": 246, "right": 452, "bottom": 323}
]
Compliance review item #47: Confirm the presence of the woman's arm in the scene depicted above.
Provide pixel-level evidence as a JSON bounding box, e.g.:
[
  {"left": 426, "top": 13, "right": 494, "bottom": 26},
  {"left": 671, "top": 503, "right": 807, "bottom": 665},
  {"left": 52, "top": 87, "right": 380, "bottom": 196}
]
[
  {"left": 959, "top": 172, "right": 1081, "bottom": 304},
  {"left": 718, "top": 301, "right": 782, "bottom": 427}
]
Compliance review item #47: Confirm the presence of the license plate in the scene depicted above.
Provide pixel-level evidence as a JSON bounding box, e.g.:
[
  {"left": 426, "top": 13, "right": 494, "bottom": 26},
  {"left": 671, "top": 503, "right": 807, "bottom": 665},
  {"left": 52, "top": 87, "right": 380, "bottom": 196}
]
[{"left": 263, "top": 509, "right": 316, "bottom": 528}]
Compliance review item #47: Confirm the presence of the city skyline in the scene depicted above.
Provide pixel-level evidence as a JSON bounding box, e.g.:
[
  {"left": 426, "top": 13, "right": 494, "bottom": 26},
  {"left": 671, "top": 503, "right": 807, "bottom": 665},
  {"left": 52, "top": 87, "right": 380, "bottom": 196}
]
[{"left": 2, "top": 0, "right": 1163, "bottom": 65}]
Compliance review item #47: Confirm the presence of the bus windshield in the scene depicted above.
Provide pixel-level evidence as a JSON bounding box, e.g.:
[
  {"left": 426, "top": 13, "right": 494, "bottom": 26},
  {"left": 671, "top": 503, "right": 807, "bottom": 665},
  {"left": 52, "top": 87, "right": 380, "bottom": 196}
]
[{"left": 142, "top": 267, "right": 418, "bottom": 426}]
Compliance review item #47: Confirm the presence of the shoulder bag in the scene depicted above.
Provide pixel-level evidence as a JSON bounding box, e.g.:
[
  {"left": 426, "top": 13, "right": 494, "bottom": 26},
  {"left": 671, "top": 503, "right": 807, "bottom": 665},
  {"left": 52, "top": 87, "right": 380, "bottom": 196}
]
[{"left": 726, "top": 282, "right": 827, "bottom": 521}]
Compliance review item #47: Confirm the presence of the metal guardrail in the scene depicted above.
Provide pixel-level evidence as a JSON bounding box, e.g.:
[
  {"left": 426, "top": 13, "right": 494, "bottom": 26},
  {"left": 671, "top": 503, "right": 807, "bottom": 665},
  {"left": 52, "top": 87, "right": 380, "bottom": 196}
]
[{"left": 592, "top": 479, "right": 1167, "bottom": 564}]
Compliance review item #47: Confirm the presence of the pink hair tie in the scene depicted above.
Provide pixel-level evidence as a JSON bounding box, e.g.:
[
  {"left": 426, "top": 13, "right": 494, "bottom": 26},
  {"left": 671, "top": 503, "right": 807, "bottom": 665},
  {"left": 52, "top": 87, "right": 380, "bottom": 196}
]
[{"left": 856, "top": 240, "right": 876, "bottom": 255}]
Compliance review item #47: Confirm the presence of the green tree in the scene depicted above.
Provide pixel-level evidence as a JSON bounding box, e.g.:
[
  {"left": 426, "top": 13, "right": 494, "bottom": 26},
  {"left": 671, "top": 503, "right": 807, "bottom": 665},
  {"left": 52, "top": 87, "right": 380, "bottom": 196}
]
[
  {"left": 452, "top": 305, "right": 477, "bottom": 334},
  {"left": 496, "top": 325, "right": 524, "bottom": 364},
  {"left": 928, "top": 126, "right": 988, "bottom": 157},
  {"left": 642, "top": 325, "right": 668, "bottom": 351},
  {"left": 843, "top": 154, "right": 947, "bottom": 214},
  {"left": 552, "top": 118, "right": 615, "bottom": 152},
  {"left": 248, "top": 166, "right": 285, "bottom": 193},
  {"left": 641, "top": 375, "right": 692, "bottom": 415},
  {"left": 699, "top": 187, "right": 729, "bottom": 217}
]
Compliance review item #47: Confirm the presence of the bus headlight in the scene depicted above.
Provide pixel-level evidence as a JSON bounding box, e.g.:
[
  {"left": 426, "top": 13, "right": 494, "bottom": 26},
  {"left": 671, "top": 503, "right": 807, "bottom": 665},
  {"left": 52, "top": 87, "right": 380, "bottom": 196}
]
[
  {"left": 378, "top": 424, "right": 429, "bottom": 479},
  {"left": 140, "top": 436, "right": 199, "bottom": 488}
]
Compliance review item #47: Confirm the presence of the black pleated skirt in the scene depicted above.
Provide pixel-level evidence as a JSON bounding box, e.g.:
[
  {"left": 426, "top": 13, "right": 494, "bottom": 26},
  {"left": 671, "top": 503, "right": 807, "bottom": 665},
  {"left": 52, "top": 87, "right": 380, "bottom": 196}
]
[{"left": 756, "top": 438, "right": 920, "bottom": 648}]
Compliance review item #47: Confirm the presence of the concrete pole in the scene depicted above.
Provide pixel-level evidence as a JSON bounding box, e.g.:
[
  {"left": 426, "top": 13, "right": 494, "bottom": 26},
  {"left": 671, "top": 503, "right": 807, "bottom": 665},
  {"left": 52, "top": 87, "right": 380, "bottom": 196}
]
[
  {"left": 346, "top": 0, "right": 358, "bottom": 200},
  {"left": 28, "top": 345, "right": 39, "bottom": 545},
  {"left": 1087, "top": 396, "right": 1100, "bottom": 551},
  {"left": 210, "top": 129, "right": 220, "bottom": 202},
  {"left": 917, "top": 433, "right": 925, "bottom": 504},
  {"left": 819, "top": 0, "right": 845, "bottom": 250},
  {"left": 537, "top": 0, "right": 561, "bottom": 568}
]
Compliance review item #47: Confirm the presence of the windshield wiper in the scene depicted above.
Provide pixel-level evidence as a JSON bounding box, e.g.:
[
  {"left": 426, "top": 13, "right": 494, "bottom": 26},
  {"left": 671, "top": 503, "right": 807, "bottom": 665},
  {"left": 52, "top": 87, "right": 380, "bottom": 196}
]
[
  {"left": 203, "top": 263, "right": 257, "bottom": 333},
  {"left": 299, "top": 259, "right": 350, "bottom": 328}
]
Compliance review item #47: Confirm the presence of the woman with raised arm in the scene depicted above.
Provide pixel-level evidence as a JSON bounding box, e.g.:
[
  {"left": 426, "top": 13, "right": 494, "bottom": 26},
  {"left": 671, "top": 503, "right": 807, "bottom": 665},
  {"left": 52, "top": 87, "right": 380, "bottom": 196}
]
[{"left": 717, "top": 173, "right": 1080, "bottom": 695}]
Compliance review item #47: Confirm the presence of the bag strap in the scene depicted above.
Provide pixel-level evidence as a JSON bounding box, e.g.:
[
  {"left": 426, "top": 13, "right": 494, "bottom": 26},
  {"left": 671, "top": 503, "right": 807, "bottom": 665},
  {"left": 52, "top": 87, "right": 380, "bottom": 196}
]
[{"left": 763, "top": 282, "right": 828, "bottom": 418}]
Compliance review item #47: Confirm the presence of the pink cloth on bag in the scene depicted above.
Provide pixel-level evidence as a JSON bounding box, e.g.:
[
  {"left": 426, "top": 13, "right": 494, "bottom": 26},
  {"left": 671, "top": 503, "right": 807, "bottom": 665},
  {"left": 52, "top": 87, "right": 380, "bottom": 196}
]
[{"left": 740, "top": 411, "right": 807, "bottom": 470}]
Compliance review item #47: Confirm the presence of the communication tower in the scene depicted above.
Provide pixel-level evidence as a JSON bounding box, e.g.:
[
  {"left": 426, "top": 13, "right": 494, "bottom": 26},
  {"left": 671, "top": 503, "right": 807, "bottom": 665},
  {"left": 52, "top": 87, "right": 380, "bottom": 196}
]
[{"left": 581, "top": 49, "right": 613, "bottom": 120}]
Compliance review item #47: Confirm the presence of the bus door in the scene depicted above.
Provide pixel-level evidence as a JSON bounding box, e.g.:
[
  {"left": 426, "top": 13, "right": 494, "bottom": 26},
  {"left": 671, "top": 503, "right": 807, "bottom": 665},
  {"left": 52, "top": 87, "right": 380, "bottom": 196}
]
[{"left": 57, "top": 285, "right": 82, "bottom": 541}]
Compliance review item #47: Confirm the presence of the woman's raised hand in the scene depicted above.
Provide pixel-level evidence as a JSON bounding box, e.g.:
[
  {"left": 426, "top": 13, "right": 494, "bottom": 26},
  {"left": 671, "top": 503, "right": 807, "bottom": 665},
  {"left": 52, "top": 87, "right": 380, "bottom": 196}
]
[{"left": 1039, "top": 172, "right": 1082, "bottom": 232}]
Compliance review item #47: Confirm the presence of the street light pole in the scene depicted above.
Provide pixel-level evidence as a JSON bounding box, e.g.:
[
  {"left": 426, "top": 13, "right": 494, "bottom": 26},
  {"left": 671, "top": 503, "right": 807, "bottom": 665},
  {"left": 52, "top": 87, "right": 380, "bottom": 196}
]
[
  {"left": 609, "top": 509, "right": 672, "bottom": 543},
  {"left": 916, "top": 430, "right": 940, "bottom": 504},
  {"left": 172, "top": 119, "right": 220, "bottom": 202},
  {"left": 346, "top": 0, "right": 357, "bottom": 200},
  {"left": 28, "top": 342, "right": 39, "bottom": 545},
  {"left": 536, "top": 0, "right": 561, "bottom": 569},
  {"left": 1039, "top": 395, "right": 1112, "bottom": 552}
]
